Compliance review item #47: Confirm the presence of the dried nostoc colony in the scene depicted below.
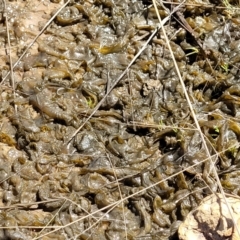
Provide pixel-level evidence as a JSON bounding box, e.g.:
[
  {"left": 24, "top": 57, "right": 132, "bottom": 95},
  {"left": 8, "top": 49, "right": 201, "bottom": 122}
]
[{"left": 0, "top": 0, "right": 240, "bottom": 239}]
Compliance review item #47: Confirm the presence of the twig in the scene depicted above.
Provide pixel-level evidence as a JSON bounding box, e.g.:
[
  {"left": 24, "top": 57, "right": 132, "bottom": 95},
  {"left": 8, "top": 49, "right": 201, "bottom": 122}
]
[{"left": 2, "top": 0, "right": 17, "bottom": 113}]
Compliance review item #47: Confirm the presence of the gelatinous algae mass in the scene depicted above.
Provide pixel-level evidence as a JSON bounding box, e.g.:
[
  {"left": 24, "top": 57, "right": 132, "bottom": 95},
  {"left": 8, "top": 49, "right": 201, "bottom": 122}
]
[{"left": 0, "top": 0, "right": 240, "bottom": 239}]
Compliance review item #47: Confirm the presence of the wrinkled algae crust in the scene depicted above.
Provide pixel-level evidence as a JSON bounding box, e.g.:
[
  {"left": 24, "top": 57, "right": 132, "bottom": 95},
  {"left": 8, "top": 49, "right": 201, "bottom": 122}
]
[{"left": 0, "top": 0, "right": 240, "bottom": 239}]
